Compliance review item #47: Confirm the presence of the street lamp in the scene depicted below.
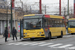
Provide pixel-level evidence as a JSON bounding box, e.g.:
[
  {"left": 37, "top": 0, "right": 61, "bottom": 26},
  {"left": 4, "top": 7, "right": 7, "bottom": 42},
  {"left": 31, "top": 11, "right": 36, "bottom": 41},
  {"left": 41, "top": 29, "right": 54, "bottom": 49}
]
[
  {"left": 20, "top": 0, "right": 23, "bottom": 15},
  {"left": 59, "top": 0, "right": 61, "bottom": 16},
  {"left": 10, "top": 0, "right": 13, "bottom": 36},
  {"left": 67, "top": 0, "right": 69, "bottom": 15},
  {"left": 39, "top": 0, "right": 42, "bottom": 14}
]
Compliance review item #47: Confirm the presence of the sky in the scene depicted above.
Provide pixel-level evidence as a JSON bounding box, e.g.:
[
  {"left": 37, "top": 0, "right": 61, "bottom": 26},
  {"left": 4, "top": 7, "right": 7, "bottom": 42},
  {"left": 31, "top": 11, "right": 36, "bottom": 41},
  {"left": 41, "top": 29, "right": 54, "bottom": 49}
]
[
  {"left": 16, "top": 0, "right": 73, "bottom": 6},
  {"left": 15, "top": 0, "right": 74, "bottom": 15},
  {"left": 15, "top": 0, "right": 73, "bottom": 6},
  {"left": 7, "top": 0, "right": 74, "bottom": 15}
]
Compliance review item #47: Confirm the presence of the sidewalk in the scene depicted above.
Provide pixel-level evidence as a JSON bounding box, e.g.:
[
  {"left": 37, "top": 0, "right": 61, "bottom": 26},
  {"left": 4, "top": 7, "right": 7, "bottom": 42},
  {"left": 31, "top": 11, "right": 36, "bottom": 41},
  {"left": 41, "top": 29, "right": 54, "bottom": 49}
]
[
  {"left": 0, "top": 36, "right": 21, "bottom": 45},
  {"left": 0, "top": 35, "right": 3, "bottom": 39},
  {"left": 0, "top": 33, "right": 20, "bottom": 39}
]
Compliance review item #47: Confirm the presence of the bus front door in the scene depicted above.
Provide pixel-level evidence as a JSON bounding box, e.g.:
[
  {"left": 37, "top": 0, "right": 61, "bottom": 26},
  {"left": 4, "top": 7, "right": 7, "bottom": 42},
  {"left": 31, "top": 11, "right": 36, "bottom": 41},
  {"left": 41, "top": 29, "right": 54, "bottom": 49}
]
[{"left": 20, "top": 20, "right": 23, "bottom": 39}]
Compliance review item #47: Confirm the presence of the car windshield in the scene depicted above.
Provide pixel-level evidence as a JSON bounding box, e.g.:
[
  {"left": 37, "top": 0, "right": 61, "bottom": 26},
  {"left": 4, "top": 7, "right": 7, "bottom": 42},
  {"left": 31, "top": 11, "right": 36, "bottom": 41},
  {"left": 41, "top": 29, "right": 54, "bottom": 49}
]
[
  {"left": 68, "top": 21, "right": 75, "bottom": 28},
  {"left": 24, "top": 18, "right": 42, "bottom": 30}
]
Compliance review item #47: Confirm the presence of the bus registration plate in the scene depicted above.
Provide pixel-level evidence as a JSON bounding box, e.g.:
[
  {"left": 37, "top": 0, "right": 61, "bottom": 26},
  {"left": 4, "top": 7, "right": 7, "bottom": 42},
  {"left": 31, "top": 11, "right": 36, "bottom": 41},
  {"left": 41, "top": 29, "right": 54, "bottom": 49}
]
[{"left": 32, "top": 37, "right": 35, "bottom": 38}]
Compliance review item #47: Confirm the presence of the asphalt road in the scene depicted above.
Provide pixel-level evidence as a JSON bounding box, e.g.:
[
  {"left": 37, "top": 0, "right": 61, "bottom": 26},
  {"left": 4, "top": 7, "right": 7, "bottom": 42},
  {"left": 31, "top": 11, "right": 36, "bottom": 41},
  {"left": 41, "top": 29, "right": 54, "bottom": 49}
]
[{"left": 0, "top": 34, "right": 75, "bottom": 50}]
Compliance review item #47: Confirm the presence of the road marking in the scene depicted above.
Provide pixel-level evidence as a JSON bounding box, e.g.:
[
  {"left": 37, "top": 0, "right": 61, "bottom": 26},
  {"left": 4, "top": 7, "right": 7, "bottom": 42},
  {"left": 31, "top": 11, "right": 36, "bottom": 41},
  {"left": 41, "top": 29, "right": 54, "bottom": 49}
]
[
  {"left": 29, "top": 42, "right": 39, "bottom": 45},
  {"left": 7, "top": 42, "right": 74, "bottom": 50},
  {"left": 64, "top": 36, "right": 71, "bottom": 37},
  {"left": 68, "top": 46, "right": 75, "bottom": 49},
  {"left": 22, "top": 42, "right": 46, "bottom": 45},
  {"left": 7, "top": 42, "right": 28, "bottom": 45},
  {"left": 39, "top": 43, "right": 53, "bottom": 46},
  {"left": 15, "top": 42, "right": 25, "bottom": 45},
  {"left": 48, "top": 43, "right": 62, "bottom": 47},
  {"left": 23, "top": 42, "right": 35, "bottom": 45},
  {"left": 57, "top": 44, "right": 73, "bottom": 48},
  {"left": 7, "top": 43, "right": 15, "bottom": 45},
  {"left": 31, "top": 42, "right": 46, "bottom": 46},
  {"left": 38, "top": 42, "right": 46, "bottom": 44}
]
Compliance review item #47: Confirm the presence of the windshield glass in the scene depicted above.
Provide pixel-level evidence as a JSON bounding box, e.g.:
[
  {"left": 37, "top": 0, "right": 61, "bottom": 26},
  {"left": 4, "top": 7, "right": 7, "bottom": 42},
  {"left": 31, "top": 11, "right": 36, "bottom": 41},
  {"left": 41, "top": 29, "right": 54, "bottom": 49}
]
[
  {"left": 24, "top": 18, "right": 42, "bottom": 30},
  {"left": 68, "top": 21, "right": 75, "bottom": 28}
]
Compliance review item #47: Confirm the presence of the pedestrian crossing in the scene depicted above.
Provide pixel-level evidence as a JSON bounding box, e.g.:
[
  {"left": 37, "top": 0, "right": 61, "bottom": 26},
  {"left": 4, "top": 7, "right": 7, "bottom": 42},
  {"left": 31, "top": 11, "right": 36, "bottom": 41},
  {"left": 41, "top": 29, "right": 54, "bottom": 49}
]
[
  {"left": 6, "top": 42, "right": 75, "bottom": 50},
  {"left": 48, "top": 43, "right": 62, "bottom": 47}
]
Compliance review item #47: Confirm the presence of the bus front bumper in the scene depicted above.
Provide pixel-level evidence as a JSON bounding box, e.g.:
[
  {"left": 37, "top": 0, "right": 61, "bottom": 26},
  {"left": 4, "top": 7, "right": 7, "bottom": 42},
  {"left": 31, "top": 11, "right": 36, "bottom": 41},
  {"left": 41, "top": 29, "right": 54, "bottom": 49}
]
[{"left": 23, "top": 35, "right": 45, "bottom": 39}]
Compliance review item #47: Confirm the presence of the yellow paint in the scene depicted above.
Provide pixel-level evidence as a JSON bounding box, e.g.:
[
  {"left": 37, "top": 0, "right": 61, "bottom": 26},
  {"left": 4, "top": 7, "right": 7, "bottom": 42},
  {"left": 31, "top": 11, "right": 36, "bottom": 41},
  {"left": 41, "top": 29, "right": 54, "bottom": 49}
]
[
  {"left": 24, "top": 14, "right": 64, "bottom": 19},
  {"left": 49, "top": 27, "right": 66, "bottom": 37},
  {"left": 68, "top": 18, "right": 75, "bottom": 20},
  {"left": 23, "top": 27, "right": 66, "bottom": 39},
  {"left": 68, "top": 28, "right": 75, "bottom": 33},
  {"left": 68, "top": 18, "right": 75, "bottom": 33},
  {"left": 23, "top": 28, "right": 45, "bottom": 38},
  {"left": 24, "top": 14, "right": 35, "bottom": 16},
  {"left": 50, "top": 15, "right": 64, "bottom": 19},
  {"left": 23, "top": 14, "right": 66, "bottom": 39}
]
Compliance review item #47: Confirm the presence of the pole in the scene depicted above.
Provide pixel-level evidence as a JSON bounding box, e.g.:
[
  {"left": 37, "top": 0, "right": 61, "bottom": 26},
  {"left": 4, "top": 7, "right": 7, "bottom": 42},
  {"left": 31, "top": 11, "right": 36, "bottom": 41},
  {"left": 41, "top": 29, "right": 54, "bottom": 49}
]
[
  {"left": 6, "top": 0, "right": 8, "bottom": 27},
  {"left": 64, "top": 7, "right": 66, "bottom": 17},
  {"left": 67, "top": 0, "right": 69, "bottom": 15},
  {"left": 7, "top": 6, "right": 8, "bottom": 27},
  {"left": 11, "top": 0, "right": 13, "bottom": 36},
  {"left": 59, "top": 0, "right": 61, "bottom": 16},
  {"left": 20, "top": 0, "right": 23, "bottom": 15},
  {"left": 39, "top": 0, "right": 42, "bottom": 14},
  {"left": 14, "top": 1, "right": 15, "bottom": 27},
  {"left": 74, "top": 0, "right": 75, "bottom": 17},
  {"left": 20, "top": 0, "right": 23, "bottom": 10},
  {"left": 14, "top": 9, "right": 15, "bottom": 27},
  {"left": 1, "top": 21, "right": 2, "bottom": 34},
  {"left": 30, "top": 6, "right": 31, "bottom": 14},
  {"left": 22, "top": 2, "right": 23, "bottom": 11},
  {"left": 21, "top": 1, "right": 23, "bottom": 15},
  {"left": 45, "top": 5, "right": 46, "bottom": 14}
]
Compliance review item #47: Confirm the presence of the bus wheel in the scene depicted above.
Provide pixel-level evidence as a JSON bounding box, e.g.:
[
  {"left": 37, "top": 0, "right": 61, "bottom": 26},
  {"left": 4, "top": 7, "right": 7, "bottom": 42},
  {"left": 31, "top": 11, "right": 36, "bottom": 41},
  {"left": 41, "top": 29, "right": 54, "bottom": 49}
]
[
  {"left": 30, "top": 38, "right": 34, "bottom": 41},
  {"left": 57, "top": 31, "right": 63, "bottom": 38},
  {"left": 71, "top": 33, "right": 73, "bottom": 35},
  {"left": 48, "top": 33, "right": 51, "bottom": 39}
]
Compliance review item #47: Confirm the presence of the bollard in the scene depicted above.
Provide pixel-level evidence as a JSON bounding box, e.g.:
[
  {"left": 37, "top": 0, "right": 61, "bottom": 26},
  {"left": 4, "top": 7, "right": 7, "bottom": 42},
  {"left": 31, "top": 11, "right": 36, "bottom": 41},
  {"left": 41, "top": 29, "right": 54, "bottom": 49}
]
[{"left": 8, "top": 33, "right": 10, "bottom": 38}]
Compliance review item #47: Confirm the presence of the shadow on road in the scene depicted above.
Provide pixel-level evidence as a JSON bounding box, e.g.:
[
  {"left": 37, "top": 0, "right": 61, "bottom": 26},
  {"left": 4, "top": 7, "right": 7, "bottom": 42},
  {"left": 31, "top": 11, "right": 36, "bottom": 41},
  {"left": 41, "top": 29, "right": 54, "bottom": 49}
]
[{"left": 20, "top": 37, "right": 58, "bottom": 42}]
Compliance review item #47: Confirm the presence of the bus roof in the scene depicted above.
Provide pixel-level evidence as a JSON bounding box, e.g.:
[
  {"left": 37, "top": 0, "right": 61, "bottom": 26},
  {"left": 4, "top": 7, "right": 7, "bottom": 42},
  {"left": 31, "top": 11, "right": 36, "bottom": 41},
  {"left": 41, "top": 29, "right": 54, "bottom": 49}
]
[
  {"left": 24, "top": 14, "right": 64, "bottom": 19},
  {"left": 24, "top": 14, "right": 35, "bottom": 16},
  {"left": 45, "top": 15, "right": 64, "bottom": 19},
  {"left": 68, "top": 18, "right": 75, "bottom": 20}
]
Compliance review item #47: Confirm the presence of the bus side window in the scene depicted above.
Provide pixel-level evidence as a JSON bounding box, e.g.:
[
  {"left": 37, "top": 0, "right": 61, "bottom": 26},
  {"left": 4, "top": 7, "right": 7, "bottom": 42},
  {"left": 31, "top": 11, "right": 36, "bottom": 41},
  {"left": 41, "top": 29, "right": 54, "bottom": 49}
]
[{"left": 44, "top": 19, "right": 48, "bottom": 27}]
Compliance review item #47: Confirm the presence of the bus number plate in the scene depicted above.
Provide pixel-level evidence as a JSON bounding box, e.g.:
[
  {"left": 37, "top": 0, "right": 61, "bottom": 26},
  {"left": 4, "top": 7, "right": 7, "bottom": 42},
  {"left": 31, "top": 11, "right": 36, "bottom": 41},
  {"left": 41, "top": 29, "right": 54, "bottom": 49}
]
[{"left": 32, "top": 37, "right": 35, "bottom": 38}]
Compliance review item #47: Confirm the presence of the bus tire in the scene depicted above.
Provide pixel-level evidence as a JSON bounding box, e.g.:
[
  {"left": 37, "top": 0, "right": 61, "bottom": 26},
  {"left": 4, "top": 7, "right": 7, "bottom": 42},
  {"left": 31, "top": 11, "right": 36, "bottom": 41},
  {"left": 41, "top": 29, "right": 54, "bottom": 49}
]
[
  {"left": 48, "top": 32, "right": 51, "bottom": 39},
  {"left": 30, "top": 38, "right": 34, "bottom": 41},
  {"left": 71, "top": 33, "right": 73, "bottom": 35},
  {"left": 57, "top": 31, "right": 63, "bottom": 38}
]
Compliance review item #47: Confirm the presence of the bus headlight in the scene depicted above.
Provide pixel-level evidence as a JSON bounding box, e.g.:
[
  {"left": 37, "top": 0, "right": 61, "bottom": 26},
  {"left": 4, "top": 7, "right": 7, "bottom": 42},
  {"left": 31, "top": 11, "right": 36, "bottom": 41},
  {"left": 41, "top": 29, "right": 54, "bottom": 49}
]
[
  {"left": 69, "top": 30, "right": 71, "bottom": 32},
  {"left": 40, "top": 32, "right": 44, "bottom": 34}
]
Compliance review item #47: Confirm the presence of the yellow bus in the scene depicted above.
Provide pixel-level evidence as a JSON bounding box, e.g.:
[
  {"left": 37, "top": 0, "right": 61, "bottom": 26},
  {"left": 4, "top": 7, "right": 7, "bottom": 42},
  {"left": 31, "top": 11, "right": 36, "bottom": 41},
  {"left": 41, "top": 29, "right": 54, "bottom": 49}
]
[
  {"left": 20, "top": 14, "right": 66, "bottom": 41},
  {"left": 67, "top": 18, "right": 75, "bottom": 34}
]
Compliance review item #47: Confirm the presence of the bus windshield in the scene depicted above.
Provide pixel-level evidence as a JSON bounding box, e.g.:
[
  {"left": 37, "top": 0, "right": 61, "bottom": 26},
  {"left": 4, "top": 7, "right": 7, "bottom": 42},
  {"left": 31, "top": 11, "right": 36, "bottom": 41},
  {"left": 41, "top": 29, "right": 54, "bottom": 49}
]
[
  {"left": 24, "top": 18, "right": 42, "bottom": 30},
  {"left": 68, "top": 21, "right": 75, "bottom": 28}
]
